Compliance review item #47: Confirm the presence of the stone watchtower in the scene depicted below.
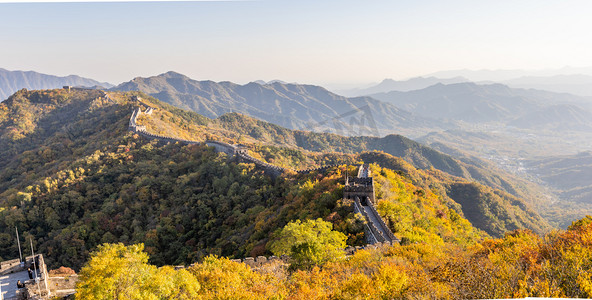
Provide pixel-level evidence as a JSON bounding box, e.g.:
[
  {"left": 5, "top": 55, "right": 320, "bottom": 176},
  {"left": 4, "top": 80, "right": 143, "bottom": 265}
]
[
  {"left": 343, "top": 177, "right": 375, "bottom": 204},
  {"left": 344, "top": 164, "right": 398, "bottom": 244}
]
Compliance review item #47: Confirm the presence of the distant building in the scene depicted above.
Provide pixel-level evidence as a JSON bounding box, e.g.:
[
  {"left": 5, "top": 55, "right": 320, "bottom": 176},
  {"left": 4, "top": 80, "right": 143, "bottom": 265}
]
[{"left": 63, "top": 86, "right": 72, "bottom": 91}]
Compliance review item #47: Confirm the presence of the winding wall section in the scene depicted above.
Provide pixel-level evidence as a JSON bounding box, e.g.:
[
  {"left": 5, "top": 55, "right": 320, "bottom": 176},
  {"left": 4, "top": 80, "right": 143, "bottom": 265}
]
[{"left": 129, "top": 107, "right": 336, "bottom": 176}]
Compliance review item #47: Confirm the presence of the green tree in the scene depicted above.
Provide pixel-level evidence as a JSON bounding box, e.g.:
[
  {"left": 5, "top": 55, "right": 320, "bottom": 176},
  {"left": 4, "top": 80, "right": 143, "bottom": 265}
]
[{"left": 269, "top": 218, "right": 347, "bottom": 269}]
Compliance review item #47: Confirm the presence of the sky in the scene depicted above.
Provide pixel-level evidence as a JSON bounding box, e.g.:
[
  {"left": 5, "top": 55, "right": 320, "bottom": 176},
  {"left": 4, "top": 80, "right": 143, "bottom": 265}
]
[{"left": 1, "top": 0, "right": 592, "bottom": 87}]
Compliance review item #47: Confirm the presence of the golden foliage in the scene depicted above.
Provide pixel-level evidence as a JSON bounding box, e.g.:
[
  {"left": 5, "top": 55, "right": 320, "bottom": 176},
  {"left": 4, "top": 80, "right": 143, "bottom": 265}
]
[{"left": 77, "top": 220, "right": 592, "bottom": 299}]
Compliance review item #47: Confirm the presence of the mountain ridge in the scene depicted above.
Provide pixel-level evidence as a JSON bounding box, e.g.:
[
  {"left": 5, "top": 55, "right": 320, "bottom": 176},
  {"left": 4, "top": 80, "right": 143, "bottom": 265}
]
[
  {"left": 0, "top": 68, "right": 113, "bottom": 101},
  {"left": 336, "top": 76, "right": 470, "bottom": 96},
  {"left": 0, "top": 88, "right": 553, "bottom": 272},
  {"left": 369, "top": 82, "right": 592, "bottom": 130},
  {"left": 112, "top": 71, "right": 452, "bottom": 138}
]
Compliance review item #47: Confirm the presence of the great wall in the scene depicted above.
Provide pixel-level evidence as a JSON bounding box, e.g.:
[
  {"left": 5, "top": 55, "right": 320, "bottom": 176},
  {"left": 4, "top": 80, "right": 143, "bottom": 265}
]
[
  {"left": 129, "top": 101, "right": 398, "bottom": 246},
  {"left": 129, "top": 104, "right": 338, "bottom": 177},
  {"left": 345, "top": 165, "right": 398, "bottom": 244}
]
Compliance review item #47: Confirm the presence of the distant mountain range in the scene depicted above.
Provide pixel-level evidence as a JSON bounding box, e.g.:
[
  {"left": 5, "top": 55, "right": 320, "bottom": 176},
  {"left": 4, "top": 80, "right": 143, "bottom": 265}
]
[
  {"left": 0, "top": 68, "right": 113, "bottom": 101},
  {"left": 335, "top": 76, "right": 469, "bottom": 97},
  {"left": 426, "top": 66, "right": 592, "bottom": 82},
  {"left": 501, "top": 74, "right": 592, "bottom": 97},
  {"left": 417, "top": 67, "right": 592, "bottom": 96},
  {"left": 347, "top": 68, "right": 592, "bottom": 97},
  {"left": 369, "top": 82, "right": 592, "bottom": 131},
  {"left": 112, "top": 71, "right": 452, "bottom": 138},
  {"left": 253, "top": 79, "right": 291, "bottom": 85}
]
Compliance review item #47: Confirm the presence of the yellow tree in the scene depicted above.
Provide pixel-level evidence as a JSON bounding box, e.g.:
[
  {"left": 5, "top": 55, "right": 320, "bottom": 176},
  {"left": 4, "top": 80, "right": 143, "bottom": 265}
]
[
  {"left": 76, "top": 243, "right": 200, "bottom": 300},
  {"left": 189, "top": 255, "right": 284, "bottom": 299}
]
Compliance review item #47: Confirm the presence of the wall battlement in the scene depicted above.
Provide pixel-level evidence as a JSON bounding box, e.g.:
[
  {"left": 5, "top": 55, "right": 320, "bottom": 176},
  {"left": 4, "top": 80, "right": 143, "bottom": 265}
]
[{"left": 183, "top": 242, "right": 395, "bottom": 271}]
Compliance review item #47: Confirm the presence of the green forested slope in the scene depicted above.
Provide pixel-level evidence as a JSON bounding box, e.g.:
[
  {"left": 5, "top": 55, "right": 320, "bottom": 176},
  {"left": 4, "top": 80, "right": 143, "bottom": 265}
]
[
  {"left": 212, "top": 112, "right": 549, "bottom": 210},
  {"left": 135, "top": 95, "right": 550, "bottom": 237},
  {"left": 136, "top": 95, "right": 550, "bottom": 236}
]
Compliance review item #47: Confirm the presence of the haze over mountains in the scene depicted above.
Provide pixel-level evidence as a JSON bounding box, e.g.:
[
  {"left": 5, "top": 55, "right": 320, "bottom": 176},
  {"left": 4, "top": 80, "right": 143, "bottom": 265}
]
[
  {"left": 369, "top": 82, "right": 592, "bottom": 131},
  {"left": 426, "top": 66, "right": 592, "bottom": 81},
  {"left": 425, "top": 67, "right": 592, "bottom": 96},
  {"left": 501, "top": 74, "right": 592, "bottom": 97},
  {"left": 335, "top": 76, "right": 470, "bottom": 97},
  {"left": 0, "top": 68, "right": 113, "bottom": 101},
  {"left": 346, "top": 67, "right": 592, "bottom": 97}
]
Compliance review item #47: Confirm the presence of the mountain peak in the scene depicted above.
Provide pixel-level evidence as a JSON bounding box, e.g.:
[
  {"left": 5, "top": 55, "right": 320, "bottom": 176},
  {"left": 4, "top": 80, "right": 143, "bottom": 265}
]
[
  {"left": 252, "top": 79, "right": 290, "bottom": 85},
  {"left": 159, "top": 71, "right": 190, "bottom": 79},
  {"left": 338, "top": 76, "right": 471, "bottom": 96}
]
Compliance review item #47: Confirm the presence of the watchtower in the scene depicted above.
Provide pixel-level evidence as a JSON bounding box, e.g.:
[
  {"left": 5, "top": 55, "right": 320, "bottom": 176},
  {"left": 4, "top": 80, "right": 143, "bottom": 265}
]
[{"left": 343, "top": 164, "right": 375, "bottom": 204}]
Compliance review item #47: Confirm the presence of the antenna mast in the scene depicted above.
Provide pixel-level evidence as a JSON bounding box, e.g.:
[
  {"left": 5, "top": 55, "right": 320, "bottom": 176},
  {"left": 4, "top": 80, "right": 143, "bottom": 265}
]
[
  {"left": 15, "top": 227, "right": 22, "bottom": 263},
  {"left": 30, "top": 238, "right": 42, "bottom": 297}
]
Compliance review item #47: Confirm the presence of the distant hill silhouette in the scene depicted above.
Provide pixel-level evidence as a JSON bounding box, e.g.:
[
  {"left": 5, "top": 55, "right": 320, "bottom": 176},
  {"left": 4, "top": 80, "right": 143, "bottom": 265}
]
[
  {"left": 370, "top": 82, "right": 592, "bottom": 131},
  {"left": 426, "top": 66, "right": 592, "bottom": 82},
  {"left": 502, "top": 74, "right": 592, "bottom": 97},
  {"left": 336, "top": 76, "right": 469, "bottom": 96},
  {"left": 0, "top": 68, "right": 112, "bottom": 101}
]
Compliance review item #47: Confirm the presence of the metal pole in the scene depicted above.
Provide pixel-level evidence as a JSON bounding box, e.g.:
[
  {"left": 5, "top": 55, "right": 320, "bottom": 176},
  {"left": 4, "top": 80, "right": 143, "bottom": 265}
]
[
  {"left": 15, "top": 227, "right": 22, "bottom": 263},
  {"left": 29, "top": 239, "right": 42, "bottom": 298}
]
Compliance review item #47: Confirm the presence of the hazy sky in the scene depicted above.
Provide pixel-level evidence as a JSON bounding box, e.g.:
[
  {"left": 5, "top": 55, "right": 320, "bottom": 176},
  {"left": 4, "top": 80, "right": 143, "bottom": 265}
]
[{"left": 1, "top": 0, "right": 592, "bottom": 86}]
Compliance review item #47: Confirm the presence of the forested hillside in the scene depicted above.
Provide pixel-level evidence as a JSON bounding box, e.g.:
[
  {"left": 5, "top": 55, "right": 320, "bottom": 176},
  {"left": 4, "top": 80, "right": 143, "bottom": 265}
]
[
  {"left": 113, "top": 73, "right": 558, "bottom": 221},
  {"left": 204, "top": 112, "right": 550, "bottom": 213},
  {"left": 0, "top": 88, "right": 548, "bottom": 271},
  {"left": 133, "top": 94, "right": 550, "bottom": 237}
]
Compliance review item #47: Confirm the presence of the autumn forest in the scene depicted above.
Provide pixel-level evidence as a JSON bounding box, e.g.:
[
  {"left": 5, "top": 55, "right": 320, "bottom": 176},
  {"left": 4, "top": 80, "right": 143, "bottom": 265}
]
[{"left": 0, "top": 88, "right": 591, "bottom": 299}]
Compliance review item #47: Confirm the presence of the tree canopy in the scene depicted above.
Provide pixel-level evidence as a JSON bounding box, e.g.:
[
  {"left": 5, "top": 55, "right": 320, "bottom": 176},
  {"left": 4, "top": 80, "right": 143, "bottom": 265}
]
[
  {"left": 269, "top": 218, "right": 347, "bottom": 268},
  {"left": 76, "top": 243, "right": 200, "bottom": 300}
]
